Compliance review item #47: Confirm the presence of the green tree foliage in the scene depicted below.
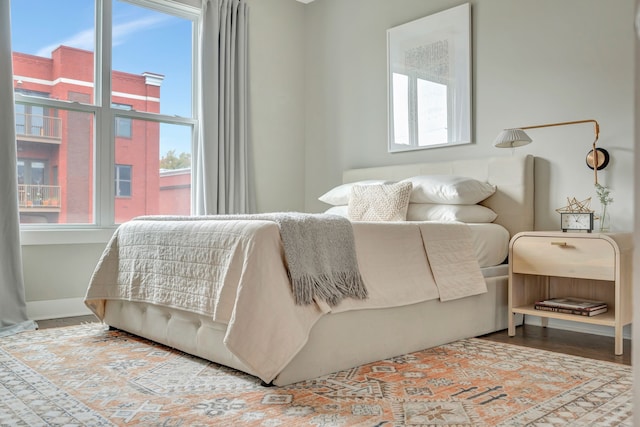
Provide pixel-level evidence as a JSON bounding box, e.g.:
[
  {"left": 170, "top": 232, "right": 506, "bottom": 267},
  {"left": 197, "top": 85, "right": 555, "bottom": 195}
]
[{"left": 160, "top": 150, "right": 191, "bottom": 169}]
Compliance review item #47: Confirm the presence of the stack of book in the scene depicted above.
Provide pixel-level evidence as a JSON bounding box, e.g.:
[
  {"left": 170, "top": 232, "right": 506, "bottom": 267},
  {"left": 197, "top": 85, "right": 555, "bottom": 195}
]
[{"left": 534, "top": 297, "right": 608, "bottom": 317}]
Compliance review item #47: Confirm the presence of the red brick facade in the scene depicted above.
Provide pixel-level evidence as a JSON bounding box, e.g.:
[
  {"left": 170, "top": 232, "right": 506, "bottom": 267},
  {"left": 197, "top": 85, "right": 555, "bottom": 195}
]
[{"left": 13, "top": 45, "right": 190, "bottom": 224}]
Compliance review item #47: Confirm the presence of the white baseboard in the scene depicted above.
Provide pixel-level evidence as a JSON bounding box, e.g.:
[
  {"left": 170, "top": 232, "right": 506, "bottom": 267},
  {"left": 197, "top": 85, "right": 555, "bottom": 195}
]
[
  {"left": 27, "top": 297, "right": 93, "bottom": 321},
  {"left": 524, "top": 316, "right": 632, "bottom": 340}
]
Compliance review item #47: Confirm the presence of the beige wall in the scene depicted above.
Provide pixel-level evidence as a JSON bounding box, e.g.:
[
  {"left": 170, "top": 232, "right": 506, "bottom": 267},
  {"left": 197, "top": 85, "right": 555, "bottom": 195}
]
[
  {"left": 248, "top": 0, "right": 307, "bottom": 213},
  {"left": 304, "top": 0, "right": 635, "bottom": 233},
  {"left": 22, "top": 244, "right": 103, "bottom": 302}
]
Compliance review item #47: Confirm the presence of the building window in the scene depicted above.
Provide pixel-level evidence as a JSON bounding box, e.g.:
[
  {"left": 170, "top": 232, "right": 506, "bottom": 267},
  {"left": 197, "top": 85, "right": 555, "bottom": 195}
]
[
  {"left": 113, "top": 104, "right": 132, "bottom": 138},
  {"left": 11, "top": 0, "right": 197, "bottom": 227},
  {"left": 115, "top": 116, "right": 132, "bottom": 138},
  {"left": 115, "top": 165, "right": 132, "bottom": 198}
]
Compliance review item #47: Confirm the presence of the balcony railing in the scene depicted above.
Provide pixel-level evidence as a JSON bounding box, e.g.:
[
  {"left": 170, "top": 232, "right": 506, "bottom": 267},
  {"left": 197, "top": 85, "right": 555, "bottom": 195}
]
[
  {"left": 18, "top": 184, "right": 61, "bottom": 209},
  {"left": 15, "top": 113, "right": 62, "bottom": 140}
]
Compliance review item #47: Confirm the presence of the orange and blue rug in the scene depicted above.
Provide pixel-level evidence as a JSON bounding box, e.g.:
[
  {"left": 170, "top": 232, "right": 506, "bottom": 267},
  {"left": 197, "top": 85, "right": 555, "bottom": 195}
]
[{"left": 0, "top": 323, "right": 632, "bottom": 426}]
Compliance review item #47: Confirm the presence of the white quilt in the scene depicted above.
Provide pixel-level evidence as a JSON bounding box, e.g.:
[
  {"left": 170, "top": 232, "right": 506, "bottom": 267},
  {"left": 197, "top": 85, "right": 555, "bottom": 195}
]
[{"left": 85, "top": 218, "right": 486, "bottom": 383}]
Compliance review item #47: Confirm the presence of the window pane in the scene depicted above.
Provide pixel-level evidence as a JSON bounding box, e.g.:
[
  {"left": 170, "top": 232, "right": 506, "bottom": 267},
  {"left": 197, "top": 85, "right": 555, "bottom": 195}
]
[
  {"left": 115, "top": 117, "right": 132, "bottom": 138},
  {"left": 15, "top": 104, "right": 26, "bottom": 134},
  {"left": 392, "top": 73, "right": 410, "bottom": 146},
  {"left": 416, "top": 78, "right": 448, "bottom": 146},
  {"left": 16, "top": 104, "right": 94, "bottom": 225},
  {"left": 119, "top": 166, "right": 131, "bottom": 181},
  {"left": 159, "top": 124, "right": 192, "bottom": 218},
  {"left": 112, "top": 0, "right": 193, "bottom": 117},
  {"left": 113, "top": 104, "right": 132, "bottom": 138},
  {"left": 115, "top": 165, "right": 132, "bottom": 198},
  {"left": 115, "top": 119, "right": 191, "bottom": 224},
  {"left": 11, "top": 0, "right": 95, "bottom": 103}
]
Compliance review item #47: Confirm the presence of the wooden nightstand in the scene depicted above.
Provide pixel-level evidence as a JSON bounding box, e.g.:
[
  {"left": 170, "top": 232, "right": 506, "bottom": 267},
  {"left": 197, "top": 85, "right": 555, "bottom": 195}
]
[{"left": 508, "top": 231, "right": 633, "bottom": 355}]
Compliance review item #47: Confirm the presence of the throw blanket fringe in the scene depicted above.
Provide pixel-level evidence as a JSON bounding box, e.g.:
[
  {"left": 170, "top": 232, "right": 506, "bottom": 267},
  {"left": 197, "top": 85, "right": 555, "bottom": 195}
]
[
  {"left": 133, "top": 213, "right": 368, "bottom": 307},
  {"left": 294, "top": 272, "right": 368, "bottom": 307}
]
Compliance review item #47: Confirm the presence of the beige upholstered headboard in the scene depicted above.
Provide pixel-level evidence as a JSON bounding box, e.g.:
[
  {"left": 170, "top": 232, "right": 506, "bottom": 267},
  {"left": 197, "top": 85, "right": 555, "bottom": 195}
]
[{"left": 342, "top": 155, "right": 534, "bottom": 238}]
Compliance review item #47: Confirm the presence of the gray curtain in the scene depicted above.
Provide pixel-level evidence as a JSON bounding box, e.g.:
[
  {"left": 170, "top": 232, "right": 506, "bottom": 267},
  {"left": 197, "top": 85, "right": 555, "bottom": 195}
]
[
  {"left": 0, "top": 1, "right": 38, "bottom": 337},
  {"left": 195, "top": 0, "right": 253, "bottom": 215}
]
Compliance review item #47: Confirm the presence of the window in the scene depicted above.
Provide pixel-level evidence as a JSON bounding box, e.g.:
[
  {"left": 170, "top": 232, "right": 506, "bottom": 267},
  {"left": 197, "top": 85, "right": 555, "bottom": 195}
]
[
  {"left": 391, "top": 72, "right": 450, "bottom": 148},
  {"left": 115, "top": 116, "right": 132, "bottom": 138},
  {"left": 115, "top": 165, "right": 132, "bottom": 198},
  {"left": 416, "top": 78, "right": 448, "bottom": 146},
  {"left": 11, "top": 0, "right": 197, "bottom": 227},
  {"left": 113, "top": 103, "right": 132, "bottom": 138},
  {"left": 17, "top": 160, "right": 47, "bottom": 186}
]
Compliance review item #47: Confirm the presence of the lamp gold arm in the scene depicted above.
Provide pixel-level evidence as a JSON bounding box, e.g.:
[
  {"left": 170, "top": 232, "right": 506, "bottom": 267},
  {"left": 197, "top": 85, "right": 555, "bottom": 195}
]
[
  {"left": 517, "top": 119, "right": 599, "bottom": 138},
  {"left": 505, "top": 119, "right": 606, "bottom": 184}
]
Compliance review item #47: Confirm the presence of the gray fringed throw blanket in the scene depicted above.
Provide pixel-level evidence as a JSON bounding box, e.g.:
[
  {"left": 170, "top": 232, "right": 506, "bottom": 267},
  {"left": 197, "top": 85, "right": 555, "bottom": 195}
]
[{"left": 133, "top": 213, "right": 368, "bottom": 306}]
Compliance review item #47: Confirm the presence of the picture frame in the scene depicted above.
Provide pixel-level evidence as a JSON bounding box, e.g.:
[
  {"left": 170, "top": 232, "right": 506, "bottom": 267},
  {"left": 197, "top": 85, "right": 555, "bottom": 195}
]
[{"left": 387, "top": 3, "right": 472, "bottom": 153}]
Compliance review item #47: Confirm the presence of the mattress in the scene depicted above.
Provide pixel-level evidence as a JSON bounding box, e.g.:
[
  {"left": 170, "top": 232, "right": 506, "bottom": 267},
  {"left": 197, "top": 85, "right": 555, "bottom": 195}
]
[{"left": 467, "top": 223, "right": 510, "bottom": 268}]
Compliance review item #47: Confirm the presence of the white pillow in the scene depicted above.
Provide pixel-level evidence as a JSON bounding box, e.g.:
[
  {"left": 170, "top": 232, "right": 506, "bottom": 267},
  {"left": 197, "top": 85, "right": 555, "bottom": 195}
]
[
  {"left": 400, "top": 175, "right": 496, "bottom": 205},
  {"left": 348, "top": 182, "right": 412, "bottom": 222},
  {"left": 318, "top": 180, "right": 391, "bottom": 206},
  {"left": 324, "top": 205, "right": 349, "bottom": 217},
  {"left": 407, "top": 204, "right": 498, "bottom": 223}
]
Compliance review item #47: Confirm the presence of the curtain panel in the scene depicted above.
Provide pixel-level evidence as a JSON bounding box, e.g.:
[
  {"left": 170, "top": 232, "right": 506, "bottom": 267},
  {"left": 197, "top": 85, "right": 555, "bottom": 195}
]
[
  {"left": 0, "top": 1, "right": 38, "bottom": 337},
  {"left": 195, "top": 0, "right": 253, "bottom": 215}
]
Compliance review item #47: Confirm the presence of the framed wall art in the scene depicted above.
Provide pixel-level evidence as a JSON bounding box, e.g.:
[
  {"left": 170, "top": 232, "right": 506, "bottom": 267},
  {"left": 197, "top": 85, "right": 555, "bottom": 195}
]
[{"left": 387, "top": 3, "right": 471, "bottom": 152}]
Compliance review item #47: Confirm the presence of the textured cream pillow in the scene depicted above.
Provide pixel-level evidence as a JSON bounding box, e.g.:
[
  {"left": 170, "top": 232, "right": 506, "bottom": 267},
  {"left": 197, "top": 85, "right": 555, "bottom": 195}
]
[
  {"left": 400, "top": 175, "right": 496, "bottom": 204},
  {"left": 318, "top": 180, "right": 391, "bottom": 206},
  {"left": 348, "top": 182, "right": 413, "bottom": 221}
]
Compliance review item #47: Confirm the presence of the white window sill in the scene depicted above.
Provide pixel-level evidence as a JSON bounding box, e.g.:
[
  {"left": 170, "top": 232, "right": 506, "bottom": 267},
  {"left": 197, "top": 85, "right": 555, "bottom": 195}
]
[{"left": 20, "top": 227, "right": 117, "bottom": 246}]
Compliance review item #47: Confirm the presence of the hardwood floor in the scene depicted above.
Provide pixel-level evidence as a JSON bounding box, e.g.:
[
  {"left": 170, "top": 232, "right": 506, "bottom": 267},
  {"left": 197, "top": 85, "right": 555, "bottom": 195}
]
[
  {"left": 480, "top": 324, "right": 631, "bottom": 366},
  {"left": 36, "top": 315, "right": 98, "bottom": 330},
  {"left": 36, "top": 315, "right": 631, "bottom": 366}
]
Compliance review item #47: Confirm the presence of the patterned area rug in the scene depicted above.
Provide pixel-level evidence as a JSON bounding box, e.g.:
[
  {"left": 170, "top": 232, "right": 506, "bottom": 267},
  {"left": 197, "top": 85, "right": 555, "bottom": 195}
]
[{"left": 0, "top": 323, "right": 632, "bottom": 426}]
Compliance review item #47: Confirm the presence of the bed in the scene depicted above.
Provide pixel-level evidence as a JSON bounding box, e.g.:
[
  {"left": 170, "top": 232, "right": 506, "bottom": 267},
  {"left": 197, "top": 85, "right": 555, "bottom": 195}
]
[{"left": 84, "top": 154, "right": 534, "bottom": 386}]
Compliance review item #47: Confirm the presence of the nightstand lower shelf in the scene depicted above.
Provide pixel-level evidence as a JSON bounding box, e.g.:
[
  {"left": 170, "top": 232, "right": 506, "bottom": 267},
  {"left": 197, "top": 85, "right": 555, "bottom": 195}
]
[{"left": 513, "top": 305, "right": 615, "bottom": 327}]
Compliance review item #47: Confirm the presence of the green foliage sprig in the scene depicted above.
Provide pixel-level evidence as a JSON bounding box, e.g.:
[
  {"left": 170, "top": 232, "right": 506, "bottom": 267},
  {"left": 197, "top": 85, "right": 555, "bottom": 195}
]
[{"left": 594, "top": 183, "right": 613, "bottom": 206}]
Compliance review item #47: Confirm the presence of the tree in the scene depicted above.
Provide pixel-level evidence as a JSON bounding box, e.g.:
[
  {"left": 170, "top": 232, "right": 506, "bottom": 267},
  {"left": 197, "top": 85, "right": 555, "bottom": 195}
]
[{"left": 160, "top": 150, "right": 191, "bottom": 169}]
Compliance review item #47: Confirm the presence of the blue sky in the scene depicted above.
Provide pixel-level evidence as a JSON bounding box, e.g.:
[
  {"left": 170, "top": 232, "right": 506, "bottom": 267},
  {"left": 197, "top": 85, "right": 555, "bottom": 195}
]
[{"left": 10, "top": 0, "right": 193, "bottom": 157}]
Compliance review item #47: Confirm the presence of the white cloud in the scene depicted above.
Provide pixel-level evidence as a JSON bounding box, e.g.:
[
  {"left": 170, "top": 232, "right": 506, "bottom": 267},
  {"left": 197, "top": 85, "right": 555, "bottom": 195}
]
[
  {"left": 35, "top": 14, "right": 171, "bottom": 57},
  {"left": 36, "top": 28, "right": 94, "bottom": 57},
  {"left": 113, "top": 14, "right": 170, "bottom": 47}
]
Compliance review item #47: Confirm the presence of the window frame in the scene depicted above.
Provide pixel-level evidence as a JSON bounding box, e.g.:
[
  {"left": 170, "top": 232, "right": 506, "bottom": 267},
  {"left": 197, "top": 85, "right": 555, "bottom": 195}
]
[{"left": 15, "top": 0, "right": 200, "bottom": 243}]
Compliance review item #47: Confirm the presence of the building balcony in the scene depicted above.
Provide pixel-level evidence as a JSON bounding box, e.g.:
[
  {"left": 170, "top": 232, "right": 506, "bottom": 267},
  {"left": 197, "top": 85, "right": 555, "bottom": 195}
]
[
  {"left": 16, "top": 113, "right": 62, "bottom": 144},
  {"left": 18, "top": 184, "right": 61, "bottom": 212}
]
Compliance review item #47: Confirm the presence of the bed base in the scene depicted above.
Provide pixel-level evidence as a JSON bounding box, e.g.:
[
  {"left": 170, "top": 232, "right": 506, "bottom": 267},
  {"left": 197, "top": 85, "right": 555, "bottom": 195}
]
[{"left": 103, "top": 274, "right": 511, "bottom": 386}]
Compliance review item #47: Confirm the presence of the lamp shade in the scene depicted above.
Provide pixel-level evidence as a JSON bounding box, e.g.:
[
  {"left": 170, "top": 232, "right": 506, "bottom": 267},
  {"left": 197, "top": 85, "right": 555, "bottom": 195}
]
[{"left": 493, "top": 129, "right": 532, "bottom": 148}]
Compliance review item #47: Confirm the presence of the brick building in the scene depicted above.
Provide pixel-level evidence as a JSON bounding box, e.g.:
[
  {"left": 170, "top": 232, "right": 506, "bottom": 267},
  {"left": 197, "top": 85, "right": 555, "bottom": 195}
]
[{"left": 13, "top": 45, "right": 189, "bottom": 224}]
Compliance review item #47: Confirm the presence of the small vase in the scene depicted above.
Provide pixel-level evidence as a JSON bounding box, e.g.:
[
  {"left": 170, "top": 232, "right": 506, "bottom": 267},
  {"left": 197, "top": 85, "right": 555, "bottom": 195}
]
[{"left": 599, "top": 208, "right": 610, "bottom": 232}]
